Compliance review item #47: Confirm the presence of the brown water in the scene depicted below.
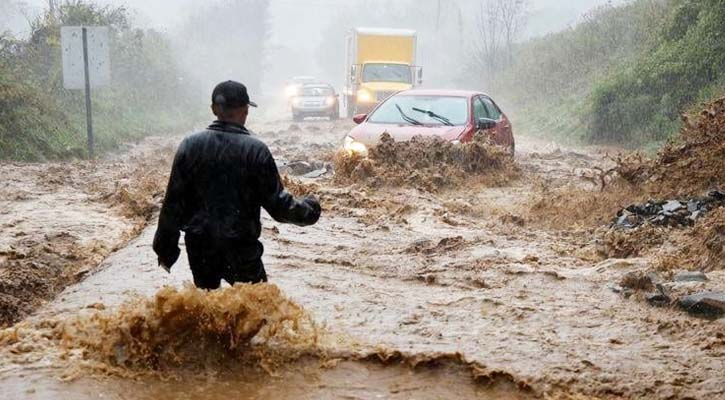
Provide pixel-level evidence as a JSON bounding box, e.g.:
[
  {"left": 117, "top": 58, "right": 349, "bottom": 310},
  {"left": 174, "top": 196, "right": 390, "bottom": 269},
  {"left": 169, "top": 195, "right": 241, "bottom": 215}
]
[{"left": 1, "top": 117, "right": 723, "bottom": 399}]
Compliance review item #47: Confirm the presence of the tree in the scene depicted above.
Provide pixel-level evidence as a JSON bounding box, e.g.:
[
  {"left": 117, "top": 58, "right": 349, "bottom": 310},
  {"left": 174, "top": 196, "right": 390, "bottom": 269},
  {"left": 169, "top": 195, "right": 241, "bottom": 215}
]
[
  {"left": 472, "top": 0, "right": 528, "bottom": 81},
  {"left": 473, "top": 0, "right": 502, "bottom": 78},
  {"left": 174, "top": 0, "right": 271, "bottom": 95},
  {"left": 498, "top": 0, "right": 528, "bottom": 64}
]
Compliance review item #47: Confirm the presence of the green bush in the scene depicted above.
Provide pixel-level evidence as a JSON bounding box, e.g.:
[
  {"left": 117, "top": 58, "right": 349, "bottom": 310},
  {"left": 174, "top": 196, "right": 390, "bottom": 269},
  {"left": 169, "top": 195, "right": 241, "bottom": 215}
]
[
  {"left": 588, "top": 0, "right": 725, "bottom": 144},
  {"left": 477, "top": 0, "right": 724, "bottom": 147},
  {"left": 0, "top": 1, "right": 200, "bottom": 161},
  {"left": 482, "top": 0, "right": 670, "bottom": 144}
]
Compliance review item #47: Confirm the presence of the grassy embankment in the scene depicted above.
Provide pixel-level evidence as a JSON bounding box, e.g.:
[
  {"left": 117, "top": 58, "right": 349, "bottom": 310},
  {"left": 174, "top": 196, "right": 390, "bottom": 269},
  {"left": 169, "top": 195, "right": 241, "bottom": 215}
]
[
  {"left": 489, "top": 0, "right": 725, "bottom": 148},
  {"left": 0, "top": 1, "right": 201, "bottom": 161}
]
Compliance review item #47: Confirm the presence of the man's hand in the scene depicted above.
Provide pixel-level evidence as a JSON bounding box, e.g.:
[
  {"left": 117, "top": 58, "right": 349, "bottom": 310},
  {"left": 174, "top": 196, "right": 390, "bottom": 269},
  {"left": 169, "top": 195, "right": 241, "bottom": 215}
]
[
  {"left": 303, "top": 195, "right": 322, "bottom": 223},
  {"left": 158, "top": 259, "right": 171, "bottom": 274},
  {"left": 156, "top": 246, "right": 179, "bottom": 274}
]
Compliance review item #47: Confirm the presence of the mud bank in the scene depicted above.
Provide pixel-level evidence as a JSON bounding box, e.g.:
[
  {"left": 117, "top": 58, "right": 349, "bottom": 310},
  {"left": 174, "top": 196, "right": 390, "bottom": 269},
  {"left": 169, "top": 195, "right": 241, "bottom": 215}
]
[{"left": 0, "top": 137, "right": 178, "bottom": 326}]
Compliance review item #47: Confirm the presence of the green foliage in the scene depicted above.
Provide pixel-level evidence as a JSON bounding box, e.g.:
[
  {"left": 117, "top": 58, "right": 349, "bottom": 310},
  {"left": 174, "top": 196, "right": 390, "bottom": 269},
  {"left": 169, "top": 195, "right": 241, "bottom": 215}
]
[
  {"left": 481, "top": 0, "right": 724, "bottom": 147},
  {"left": 482, "top": 0, "right": 670, "bottom": 144},
  {"left": 588, "top": 0, "right": 725, "bottom": 143},
  {"left": 0, "top": 1, "right": 200, "bottom": 161}
]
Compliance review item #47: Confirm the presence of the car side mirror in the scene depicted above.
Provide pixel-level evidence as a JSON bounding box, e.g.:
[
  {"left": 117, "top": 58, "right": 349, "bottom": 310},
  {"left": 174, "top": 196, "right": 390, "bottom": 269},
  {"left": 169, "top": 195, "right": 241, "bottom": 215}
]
[
  {"left": 477, "top": 118, "right": 496, "bottom": 130},
  {"left": 353, "top": 114, "right": 367, "bottom": 124}
]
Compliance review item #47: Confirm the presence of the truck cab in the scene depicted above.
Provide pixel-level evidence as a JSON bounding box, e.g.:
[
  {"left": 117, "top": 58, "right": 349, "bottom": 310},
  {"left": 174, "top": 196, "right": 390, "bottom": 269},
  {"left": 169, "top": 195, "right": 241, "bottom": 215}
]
[{"left": 345, "top": 28, "right": 422, "bottom": 116}]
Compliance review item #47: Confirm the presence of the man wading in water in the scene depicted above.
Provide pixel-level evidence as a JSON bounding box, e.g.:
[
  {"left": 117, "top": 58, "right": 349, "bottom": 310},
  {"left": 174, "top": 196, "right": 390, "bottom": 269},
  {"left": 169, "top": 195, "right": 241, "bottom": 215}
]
[{"left": 153, "top": 80, "right": 321, "bottom": 289}]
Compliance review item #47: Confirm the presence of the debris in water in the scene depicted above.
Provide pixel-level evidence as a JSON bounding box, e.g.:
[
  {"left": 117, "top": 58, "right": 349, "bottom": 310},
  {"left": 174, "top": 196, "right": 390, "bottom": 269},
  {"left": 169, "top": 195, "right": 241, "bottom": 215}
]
[
  {"left": 612, "top": 191, "right": 724, "bottom": 229},
  {"left": 678, "top": 292, "right": 725, "bottom": 319}
]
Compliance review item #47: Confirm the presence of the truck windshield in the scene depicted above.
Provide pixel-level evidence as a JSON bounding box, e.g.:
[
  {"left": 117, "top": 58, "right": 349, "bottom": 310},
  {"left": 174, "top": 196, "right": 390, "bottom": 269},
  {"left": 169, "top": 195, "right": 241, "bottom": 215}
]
[
  {"left": 368, "top": 95, "right": 469, "bottom": 126},
  {"left": 362, "top": 64, "right": 412, "bottom": 84}
]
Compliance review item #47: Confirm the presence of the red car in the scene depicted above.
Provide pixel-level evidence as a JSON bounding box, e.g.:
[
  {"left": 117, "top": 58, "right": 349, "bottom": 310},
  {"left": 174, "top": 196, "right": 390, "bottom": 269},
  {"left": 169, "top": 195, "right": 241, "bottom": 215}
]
[{"left": 343, "top": 89, "right": 514, "bottom": 156}]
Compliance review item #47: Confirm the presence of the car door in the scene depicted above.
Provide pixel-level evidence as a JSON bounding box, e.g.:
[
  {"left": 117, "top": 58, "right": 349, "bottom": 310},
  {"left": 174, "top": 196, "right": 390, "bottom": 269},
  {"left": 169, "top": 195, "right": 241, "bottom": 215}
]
[{"left": 481, "top": 96, "right": 514, "bottom": 150}]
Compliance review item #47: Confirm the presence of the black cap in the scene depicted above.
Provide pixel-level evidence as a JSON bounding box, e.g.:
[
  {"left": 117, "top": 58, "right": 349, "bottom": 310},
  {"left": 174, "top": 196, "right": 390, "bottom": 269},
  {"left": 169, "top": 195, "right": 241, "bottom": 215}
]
[{"left": 212, "top": 80, "right": 258, "bottom": 108}]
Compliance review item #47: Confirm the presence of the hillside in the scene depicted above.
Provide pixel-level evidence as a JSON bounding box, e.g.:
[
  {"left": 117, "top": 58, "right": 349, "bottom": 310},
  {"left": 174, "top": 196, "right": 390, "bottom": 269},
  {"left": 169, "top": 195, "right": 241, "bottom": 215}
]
[{"left": 487, "top": 0, "right": 725, "bottom": 147}]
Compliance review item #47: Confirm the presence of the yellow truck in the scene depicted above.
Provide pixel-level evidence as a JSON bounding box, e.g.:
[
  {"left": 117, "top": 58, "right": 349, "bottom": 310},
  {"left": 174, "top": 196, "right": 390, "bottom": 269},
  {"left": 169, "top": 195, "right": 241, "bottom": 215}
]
[{"left": 345, "top": 28, "right": 423, "bottom": 116}]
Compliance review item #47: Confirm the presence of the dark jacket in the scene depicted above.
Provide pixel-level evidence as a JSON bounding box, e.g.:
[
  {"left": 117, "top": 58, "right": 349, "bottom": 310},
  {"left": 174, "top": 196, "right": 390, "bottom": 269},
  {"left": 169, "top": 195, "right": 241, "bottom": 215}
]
[{"left": 153, "top": 120, "right": 321, "bottom": 268}]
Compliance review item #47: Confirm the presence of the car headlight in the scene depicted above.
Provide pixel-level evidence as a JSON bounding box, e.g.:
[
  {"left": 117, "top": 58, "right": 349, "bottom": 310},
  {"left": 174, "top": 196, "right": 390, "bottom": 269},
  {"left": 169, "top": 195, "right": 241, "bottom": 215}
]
[
  {"left": 357, "top": 89, "right": 373, "bottom": 103},
  {"left": 285, "top": 85, "right": 299, "bottom": 98},
  {"left": 343, "top": 136, "right": 368, "bottom": 156},
  {"left": 325, "top": 96, "right": 336, "bottom": 106},
  {"left": 292, "top": 97, "right": 302, "bottom": 106}
]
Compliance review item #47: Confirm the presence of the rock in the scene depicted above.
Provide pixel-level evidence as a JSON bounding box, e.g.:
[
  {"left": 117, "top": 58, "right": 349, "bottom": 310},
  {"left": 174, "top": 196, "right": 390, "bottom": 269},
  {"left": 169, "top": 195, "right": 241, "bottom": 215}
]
[
  {"left": 710, "top": 190, "right": 725, "bottom": 200},
  {"left": 662, "top": 200, "right": 683, "bottom": 213},
  {"left": 615, "top": 211, "right": 639, "bottom": 229},
  {"left": 646, "top": 292, "right": 671, "bottom": 307},
  {"left": 679, "top": 292, "right": 725, "bottom": 319},
  {"left": 302, "top": 167, "right": 328, "bottom": 179},
  {"left": 285, "top": 161, "right": 313, "bottom": 175},
  {"left": 687, "top": 200, "right": 700, "bottom": 213},
  {"left": 281, "top": 160, "right": 327, "bottom": 176},
  {"left": 674, "top": 271, "right": 709, "bottom": 283}
]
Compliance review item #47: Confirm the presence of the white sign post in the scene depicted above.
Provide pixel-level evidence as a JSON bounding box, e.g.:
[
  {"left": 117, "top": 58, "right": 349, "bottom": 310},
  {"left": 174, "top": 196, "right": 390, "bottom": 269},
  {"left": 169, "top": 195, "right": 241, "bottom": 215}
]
[{"left": 61, "top": 26, "right": 110, "bottom": 158}]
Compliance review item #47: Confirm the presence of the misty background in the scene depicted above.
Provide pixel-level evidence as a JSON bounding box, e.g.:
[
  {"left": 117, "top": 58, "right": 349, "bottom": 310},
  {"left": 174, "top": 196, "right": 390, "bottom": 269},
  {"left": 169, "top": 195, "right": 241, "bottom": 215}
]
[{"left": 2, "top": 0, "right": 622, "bottom": 94}]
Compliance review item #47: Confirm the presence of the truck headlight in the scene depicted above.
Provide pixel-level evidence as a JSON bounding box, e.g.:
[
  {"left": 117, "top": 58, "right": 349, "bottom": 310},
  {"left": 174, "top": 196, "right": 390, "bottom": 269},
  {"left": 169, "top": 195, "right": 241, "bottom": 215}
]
[
  {"left": 343, "top": 136, "right": 368, "bottom": 156},
  {"left": 357, "top": 89, "right": 373, "bottom": 103},
  {"left": 292, "top": 97, "right": 302, "bottom": 107}
]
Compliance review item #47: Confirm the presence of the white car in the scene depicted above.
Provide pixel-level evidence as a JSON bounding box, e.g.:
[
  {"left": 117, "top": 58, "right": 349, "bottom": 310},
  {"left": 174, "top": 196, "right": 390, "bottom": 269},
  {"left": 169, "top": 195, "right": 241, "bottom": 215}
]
[{"left": 284, "top": 76, "right": 318, "bottom": 99}]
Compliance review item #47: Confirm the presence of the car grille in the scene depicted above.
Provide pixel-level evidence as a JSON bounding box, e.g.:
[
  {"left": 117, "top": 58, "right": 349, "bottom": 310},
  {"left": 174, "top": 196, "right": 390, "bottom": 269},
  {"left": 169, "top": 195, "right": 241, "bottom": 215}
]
[{"left": 376, "top": 91, "right": 395, "bottom": 102}]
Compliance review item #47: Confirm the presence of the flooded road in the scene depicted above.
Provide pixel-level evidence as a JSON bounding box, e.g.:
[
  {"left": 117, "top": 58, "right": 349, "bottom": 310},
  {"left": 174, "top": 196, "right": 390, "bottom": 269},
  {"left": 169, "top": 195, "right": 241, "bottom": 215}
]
[{"left": 0, "top": 118, "right": 723, "bottom": 399}]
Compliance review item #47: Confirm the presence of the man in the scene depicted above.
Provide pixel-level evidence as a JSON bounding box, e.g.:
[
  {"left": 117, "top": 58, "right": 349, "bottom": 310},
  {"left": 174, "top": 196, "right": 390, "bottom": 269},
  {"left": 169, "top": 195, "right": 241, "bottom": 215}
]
[{"left": 153, "top": 80, "right": 321, "bottom": 289}]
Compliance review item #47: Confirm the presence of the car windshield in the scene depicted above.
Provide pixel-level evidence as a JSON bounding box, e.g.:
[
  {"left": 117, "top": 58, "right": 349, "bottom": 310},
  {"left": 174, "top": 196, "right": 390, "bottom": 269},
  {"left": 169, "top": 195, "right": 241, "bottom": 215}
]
[
  {"left": 293, "top": 77, "right": 316, "bottom": 84},
  {"left": 368, "top": 95, "right": 469, "bottom": 126},
  {"left": 300, "top": 86, "right": 334, "bottom": 96},
  {"left": 362, "top": 64, "right": 412, "bottom": 84}
]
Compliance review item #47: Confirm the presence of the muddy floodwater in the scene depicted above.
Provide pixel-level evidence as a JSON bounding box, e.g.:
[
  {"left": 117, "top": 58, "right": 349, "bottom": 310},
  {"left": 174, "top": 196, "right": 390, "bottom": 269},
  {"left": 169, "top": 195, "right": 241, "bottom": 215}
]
[{"left": 1, "top": 116, "right": 723, "bottom": 399}]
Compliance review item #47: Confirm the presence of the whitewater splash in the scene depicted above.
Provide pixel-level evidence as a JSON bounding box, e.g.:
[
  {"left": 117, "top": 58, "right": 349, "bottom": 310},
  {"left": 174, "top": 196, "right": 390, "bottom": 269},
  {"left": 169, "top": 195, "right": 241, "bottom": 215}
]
[{"left": 1, "top": 284, "right": 326, "bottom": 376}]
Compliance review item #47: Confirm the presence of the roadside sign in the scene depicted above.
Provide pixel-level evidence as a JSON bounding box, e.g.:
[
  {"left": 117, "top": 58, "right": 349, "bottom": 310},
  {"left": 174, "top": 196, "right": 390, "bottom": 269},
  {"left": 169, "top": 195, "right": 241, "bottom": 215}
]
[
  {"left": 60, "top": 26, "right": 110, "bottom": 158},
  {"left": 61, "top": 26, "right": 110, "bottom": 89}
]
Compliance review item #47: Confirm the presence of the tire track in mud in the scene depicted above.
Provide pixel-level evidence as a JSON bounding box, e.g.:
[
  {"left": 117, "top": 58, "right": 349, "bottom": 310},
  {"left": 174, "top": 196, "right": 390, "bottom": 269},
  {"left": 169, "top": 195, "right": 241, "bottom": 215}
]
[{"left": 1, "top": 119, "right": 723, "bottom": 399}]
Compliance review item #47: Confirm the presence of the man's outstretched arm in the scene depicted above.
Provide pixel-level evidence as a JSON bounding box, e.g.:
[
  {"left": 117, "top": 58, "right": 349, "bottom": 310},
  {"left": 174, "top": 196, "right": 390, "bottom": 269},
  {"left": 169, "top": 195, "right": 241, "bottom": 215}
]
[
  {"left": 258, "top": 152, "right": 321, "bottom": 227},
  {"left": 153, "top": 143, "right": 188, "bottom": 270}
]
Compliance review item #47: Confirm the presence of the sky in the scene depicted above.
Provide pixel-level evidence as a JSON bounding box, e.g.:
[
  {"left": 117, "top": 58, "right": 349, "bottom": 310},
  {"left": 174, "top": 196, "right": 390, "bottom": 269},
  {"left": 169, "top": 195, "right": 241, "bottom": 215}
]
[{"left": 5, "top": 0, "right": 627, "bottom": 38}]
